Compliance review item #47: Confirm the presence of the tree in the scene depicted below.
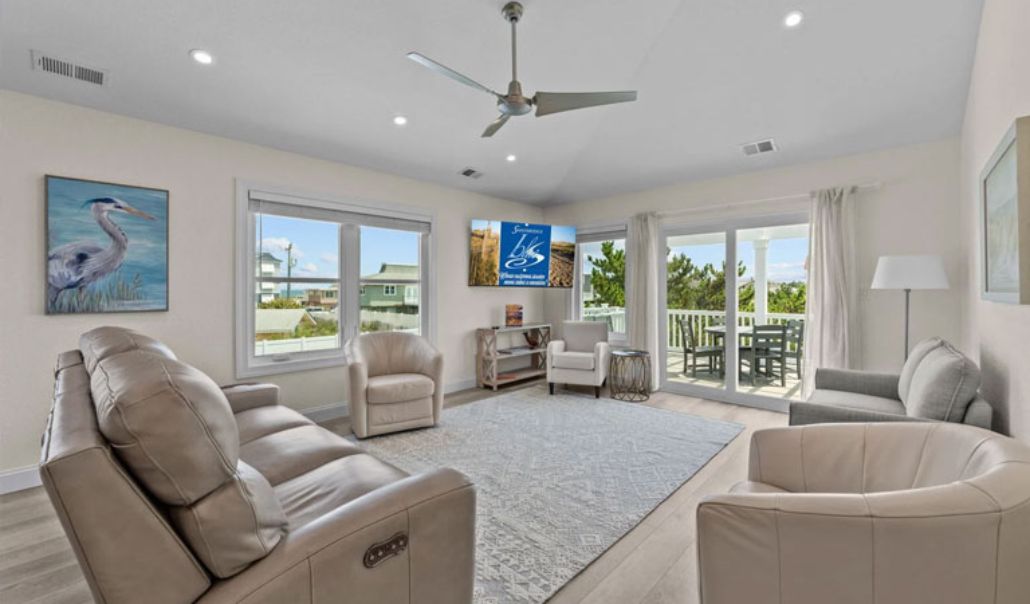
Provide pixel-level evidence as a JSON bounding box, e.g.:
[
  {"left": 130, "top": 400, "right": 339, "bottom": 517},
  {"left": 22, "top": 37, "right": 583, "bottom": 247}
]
[
  {"left": 586, "top": 240, "right": 626, "bottom": 307},
  {"left": 666, "top": 254, "right": 746, "bottom": 311}
]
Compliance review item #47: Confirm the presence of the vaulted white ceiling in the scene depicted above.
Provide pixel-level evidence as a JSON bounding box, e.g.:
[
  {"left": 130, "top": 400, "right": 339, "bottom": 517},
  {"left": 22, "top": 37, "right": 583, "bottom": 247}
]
[{"left": 0, "top": 0, "right": 983, "bottom": 205}]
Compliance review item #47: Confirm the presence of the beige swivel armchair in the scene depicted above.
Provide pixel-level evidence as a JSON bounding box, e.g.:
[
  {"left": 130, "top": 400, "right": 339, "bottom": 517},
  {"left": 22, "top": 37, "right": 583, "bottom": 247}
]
[
  {"left": 697, "top": 422, "right": 1030, "bottom": 604},
  {"left": 41, "top": 327, "right": 475, "bottom": 604},
  {"left": 345, "top": 332, "right": 444, "bottom": 438}
]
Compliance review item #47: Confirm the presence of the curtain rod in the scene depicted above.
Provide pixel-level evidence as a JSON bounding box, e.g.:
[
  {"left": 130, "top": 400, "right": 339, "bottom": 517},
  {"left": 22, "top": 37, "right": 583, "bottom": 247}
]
[{"left": 655, "top": 181, "right": 882, "bottom": 219}]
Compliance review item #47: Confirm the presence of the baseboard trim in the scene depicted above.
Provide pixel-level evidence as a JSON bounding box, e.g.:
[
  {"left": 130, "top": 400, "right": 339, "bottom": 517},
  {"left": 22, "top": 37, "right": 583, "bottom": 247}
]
[
  {"left": 301, "top": 401, "right": 349, "bottom": 423},
  {"left": 0, "top": 465, "right": 42, "bottom": 495},
  {"left": 445, "top": 379, "right": 478, "bottom": 394}
]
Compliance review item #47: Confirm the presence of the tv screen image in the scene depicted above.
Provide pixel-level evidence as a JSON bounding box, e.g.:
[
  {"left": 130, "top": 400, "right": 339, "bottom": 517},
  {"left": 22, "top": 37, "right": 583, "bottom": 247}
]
[{"left": 469, "top": 220, "right": 576, "bottom": 288}]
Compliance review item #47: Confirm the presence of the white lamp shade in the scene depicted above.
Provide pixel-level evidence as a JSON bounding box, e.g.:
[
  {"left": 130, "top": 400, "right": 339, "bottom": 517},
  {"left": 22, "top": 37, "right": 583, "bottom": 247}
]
[{"left": 871, "top": 255, "right": 950, "bottom": 290}]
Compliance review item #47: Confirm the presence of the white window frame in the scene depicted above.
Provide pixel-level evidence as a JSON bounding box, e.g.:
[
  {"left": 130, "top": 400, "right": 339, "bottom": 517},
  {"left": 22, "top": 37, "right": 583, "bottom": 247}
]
[
  {"left": 383, "top": 284, "right": 397, "bottom": 296},
  {"left": 574, "top": 225, "right": 629, "bottom": 343},
  {"left": 235, "top": 180, "right": 435, "bottom": 378}
]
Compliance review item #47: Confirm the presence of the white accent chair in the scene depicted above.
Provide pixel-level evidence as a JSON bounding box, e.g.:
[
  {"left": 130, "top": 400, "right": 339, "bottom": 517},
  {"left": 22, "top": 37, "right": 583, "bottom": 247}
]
[{"left": 547, "top": 321, "right": 610, "bottom": 398}]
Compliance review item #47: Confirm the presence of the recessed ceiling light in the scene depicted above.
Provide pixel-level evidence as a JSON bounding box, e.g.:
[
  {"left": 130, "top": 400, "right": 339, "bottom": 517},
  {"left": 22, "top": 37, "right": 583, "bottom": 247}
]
[
  {"left": 393, "top": 115, "right": 408, "bottom": 126},
  {"left": 784, "top": 10, "right": 804, "bottom": 28},
  {"left": 189, "top": 49, "right": 214, "bottom": 65},
  {"left": 506, "top": 154, "right": 517, "bottom": 162}
]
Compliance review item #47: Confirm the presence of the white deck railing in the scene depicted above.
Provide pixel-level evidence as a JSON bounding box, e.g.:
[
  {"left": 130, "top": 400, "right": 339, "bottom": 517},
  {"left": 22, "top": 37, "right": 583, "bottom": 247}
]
[{"left": 582, "top": 306, "right": 804, "bottom": 350}]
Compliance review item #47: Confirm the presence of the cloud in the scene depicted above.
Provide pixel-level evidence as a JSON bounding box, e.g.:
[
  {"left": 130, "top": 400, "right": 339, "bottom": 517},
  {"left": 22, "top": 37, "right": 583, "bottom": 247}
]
[
  {"left": 260, "top": 238, "right": 303, "bottom": 259},
  {"left": 768, "top": 261, "right": 806, "bottom": 281},
  {"left": 300, "top": 262, "right": 319, "bottom": 274},
  {"left": 319, "top": 253, "right": 338, "bottom": 264}
]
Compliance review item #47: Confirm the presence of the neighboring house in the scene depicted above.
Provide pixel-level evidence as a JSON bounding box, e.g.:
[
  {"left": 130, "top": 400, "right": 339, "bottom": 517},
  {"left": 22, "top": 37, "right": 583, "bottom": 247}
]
[
  {"left": 304, "top": 287, "right": 339, "bottom": 311},
  {"left": 360, "top": 264, "right": 419, "bottom": 312},
  {"left": 257, "top": 252, "right": 282, "bottom": 303},
  {"left": 254, "top": 308, "right": 315, "bottom": 340}
]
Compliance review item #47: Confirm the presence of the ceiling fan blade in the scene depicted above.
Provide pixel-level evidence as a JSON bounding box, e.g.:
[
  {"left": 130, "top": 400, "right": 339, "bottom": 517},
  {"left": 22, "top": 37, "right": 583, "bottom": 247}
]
[
  {"left": 533, "top": 91, "right": 638, "bottom": 117},
  {"left": 481, "top": 114, "right": 511, "bottom": 138},
  {"left": 406, "top": 52, "right": 500, "bottom": 98}
]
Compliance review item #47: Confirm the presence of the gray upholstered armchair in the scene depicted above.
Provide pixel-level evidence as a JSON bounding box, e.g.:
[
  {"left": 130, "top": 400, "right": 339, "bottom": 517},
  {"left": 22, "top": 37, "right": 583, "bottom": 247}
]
[
  {"left": 790, "top": 337, "right": 993, "bottom": 429},
  {"left": 345, "top": 332, "right": 444, "bottom": 438}
]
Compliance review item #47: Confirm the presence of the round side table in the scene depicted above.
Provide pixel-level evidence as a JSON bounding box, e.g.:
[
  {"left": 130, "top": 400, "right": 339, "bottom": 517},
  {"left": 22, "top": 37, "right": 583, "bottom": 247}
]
[{"left": 609, "top": 349, "right": 651, "bottom": 402}]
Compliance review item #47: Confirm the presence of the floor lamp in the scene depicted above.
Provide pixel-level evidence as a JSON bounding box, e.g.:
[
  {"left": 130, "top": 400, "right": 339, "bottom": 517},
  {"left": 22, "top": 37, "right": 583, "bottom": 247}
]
[{"left": 871, "top": 255, "right": 950, "bottom": 360}]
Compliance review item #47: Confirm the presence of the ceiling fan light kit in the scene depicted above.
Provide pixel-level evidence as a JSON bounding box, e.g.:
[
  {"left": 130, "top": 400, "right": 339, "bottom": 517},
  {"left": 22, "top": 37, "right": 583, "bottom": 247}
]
[{"left": 407, "top": 1, "right": 638, "bottom": 137}]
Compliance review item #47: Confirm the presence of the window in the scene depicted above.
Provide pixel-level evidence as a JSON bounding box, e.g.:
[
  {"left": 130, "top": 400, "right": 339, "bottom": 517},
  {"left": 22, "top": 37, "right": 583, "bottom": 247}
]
[
  {"left": 236, "top": 184, "right": 432, "bottom": 377},
  {"left": 359, "top": 226, "right": 422, "bottom": 335},
  {"left": 575, "top": 229, "right": 627, "bottom": 339}
]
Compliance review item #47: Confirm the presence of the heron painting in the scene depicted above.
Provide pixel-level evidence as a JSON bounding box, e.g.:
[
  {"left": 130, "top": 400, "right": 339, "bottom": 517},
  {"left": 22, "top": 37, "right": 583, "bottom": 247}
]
[{"left": 45, "top": 176, "right": 168, "bottom": 314}]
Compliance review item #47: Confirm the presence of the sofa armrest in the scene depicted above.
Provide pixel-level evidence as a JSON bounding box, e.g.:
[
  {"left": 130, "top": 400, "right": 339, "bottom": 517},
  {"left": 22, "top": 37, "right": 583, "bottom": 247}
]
[
  {"left": 788, "top": 401, "right": 933, "bottom": 426},
  {"left": 197, "top": 468, "right": 476, "bottom": 604},
  {"left": 220, "top": 383, "right": 280, "bottom": 414},
  {"left": 697, "top": 483, "right": 1001, "bottom": 604},
  {"left": 813, "top": 368, "right": 900, "bottom": 400}
]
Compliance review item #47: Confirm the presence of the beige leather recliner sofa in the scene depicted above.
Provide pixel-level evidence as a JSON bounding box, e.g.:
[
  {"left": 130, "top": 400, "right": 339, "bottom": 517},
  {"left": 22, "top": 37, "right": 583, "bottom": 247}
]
[
  {"left": 40, "top": 326, "right": 475, "bottom": 604},
  {"left": 345, "top": 332, "right": 444, "bottom": 438},
  {"left": 697, "top": 422, "right": 1030, "bottom": 604}
]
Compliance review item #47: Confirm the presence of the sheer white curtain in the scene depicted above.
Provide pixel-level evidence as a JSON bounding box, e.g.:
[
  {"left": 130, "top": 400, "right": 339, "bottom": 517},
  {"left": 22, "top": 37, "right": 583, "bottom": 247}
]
[
  {"left": 627, "top": 212, "right": 661, "bottom": 389},
  {"left": 802, "top": 187, "right": 859, "bottom": 397}
]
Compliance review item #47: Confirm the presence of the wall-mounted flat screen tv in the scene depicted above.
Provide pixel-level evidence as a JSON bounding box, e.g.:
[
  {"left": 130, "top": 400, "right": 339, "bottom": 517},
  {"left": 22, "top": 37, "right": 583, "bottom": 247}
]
[{"left": 469, "top": 220, "right": 576, "bottom": 288}]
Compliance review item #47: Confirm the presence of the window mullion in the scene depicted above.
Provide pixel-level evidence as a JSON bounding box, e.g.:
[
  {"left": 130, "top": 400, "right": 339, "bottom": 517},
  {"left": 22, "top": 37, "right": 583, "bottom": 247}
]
[{"left": 342, "top": 222, "right": 361, "bottom": 343}]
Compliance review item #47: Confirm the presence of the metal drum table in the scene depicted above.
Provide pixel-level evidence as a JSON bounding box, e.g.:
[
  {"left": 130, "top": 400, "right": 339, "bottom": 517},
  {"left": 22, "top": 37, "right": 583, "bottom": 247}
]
[{"left": 609, "top": 349, "right": 651, "bottom": 402}]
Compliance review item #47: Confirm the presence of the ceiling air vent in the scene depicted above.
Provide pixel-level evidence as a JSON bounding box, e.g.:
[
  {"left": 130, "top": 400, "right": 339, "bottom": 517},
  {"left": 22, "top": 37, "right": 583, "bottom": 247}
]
[
  {"left": 31, "top": 50, "right": 108, "bottom": 87},
  {"left": 460, "top": 167, "right": 484, "bottom": 179},
  {"left": 741, "top": 138, "right": 778, "bottom": 157}
]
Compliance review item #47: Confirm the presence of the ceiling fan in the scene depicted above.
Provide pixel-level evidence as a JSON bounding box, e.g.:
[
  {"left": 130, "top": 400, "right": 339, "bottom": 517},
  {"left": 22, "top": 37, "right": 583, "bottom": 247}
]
[{"left": 407, "top": 1, "right": 638, "bottom": 137}]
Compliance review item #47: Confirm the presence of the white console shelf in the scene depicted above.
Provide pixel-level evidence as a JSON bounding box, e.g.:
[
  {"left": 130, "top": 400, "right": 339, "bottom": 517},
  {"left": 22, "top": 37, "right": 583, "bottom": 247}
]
[{"left": 475, "top": 323, "right": 551, "bottom": 390}]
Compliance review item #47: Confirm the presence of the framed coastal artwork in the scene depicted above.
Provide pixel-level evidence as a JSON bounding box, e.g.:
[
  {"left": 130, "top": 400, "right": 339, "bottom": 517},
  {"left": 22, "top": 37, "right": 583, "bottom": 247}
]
[
  {"left": 45, "top": 175, "right": 169, "bottom": 314},
  {"left": 980, "top": 116, "right": 1030, "bottom": 304}
]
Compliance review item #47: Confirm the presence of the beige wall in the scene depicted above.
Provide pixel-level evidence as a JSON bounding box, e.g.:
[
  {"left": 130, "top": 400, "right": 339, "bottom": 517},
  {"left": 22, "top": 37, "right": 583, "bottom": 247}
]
[
  {"left": 0, "top": 91, "right": 544, "bottom": 474},
  {"left": 543, "top": 139, "right": 965, "bottom": 375},
  {"left": 959, "top": 0, "right": 1030, "bottom": 441}
]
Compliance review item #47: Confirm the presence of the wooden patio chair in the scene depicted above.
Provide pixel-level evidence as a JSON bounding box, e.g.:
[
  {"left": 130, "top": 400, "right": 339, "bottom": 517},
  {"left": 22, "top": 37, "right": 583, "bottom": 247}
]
[
  {"left": 679, "top": 317, "right": 724, "bottom": 377},
  {"left": 739, "top": 324, "right": 787, "bottom": 387},
  {"left": 785, "top": 319, "right": 804, "bottom": 378}
]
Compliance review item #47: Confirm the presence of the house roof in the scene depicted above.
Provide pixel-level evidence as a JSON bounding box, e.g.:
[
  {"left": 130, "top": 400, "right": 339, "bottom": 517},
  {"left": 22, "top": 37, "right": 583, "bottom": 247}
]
[
  {"left": 255, "top": 308, "right": 314, "bottom": 333},
  {"left": 362, "top": 263, "right": 418, "bottom": 281},
  {"left": 258, "top": 252, "right": 282, "bottom": 265}
]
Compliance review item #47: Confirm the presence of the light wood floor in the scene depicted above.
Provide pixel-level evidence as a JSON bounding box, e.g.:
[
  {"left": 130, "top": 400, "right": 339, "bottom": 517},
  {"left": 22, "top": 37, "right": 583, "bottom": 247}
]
[{"left": 0, "top": 383, "right": 785, "bottom": 604}]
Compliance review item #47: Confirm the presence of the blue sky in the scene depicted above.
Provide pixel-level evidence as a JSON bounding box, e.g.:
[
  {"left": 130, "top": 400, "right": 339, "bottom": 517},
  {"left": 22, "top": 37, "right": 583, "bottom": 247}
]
[
  {"left": 257, "top": 216, "right": 419, "bottom": 280},
  {"left": 671, "top": 237, "right": 809, "bottom": 282}
]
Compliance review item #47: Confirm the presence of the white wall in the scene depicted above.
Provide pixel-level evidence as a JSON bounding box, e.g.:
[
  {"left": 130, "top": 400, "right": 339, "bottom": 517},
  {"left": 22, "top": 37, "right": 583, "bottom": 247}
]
[
  {"left": 0, "top": 91, "right": 544, "bottom": 475},
  {"left": 959, "top": 0, "right": 1030, "bottom": 442},
  {"left": 543, "top": 139, "right": 965, "bottom": 374}
]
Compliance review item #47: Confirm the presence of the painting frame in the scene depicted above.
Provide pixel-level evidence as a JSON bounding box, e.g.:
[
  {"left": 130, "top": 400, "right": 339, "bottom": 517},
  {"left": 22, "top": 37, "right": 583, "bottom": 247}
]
[
  {"left": 45, "top": 175, "right": 170, "bottom": 315},
  {"left": 979, "top": 116, "right": 1030, "bottom": 304}
]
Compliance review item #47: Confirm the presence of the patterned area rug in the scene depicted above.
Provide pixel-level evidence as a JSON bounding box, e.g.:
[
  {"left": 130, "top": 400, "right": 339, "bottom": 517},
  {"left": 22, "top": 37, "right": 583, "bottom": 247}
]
[{"left": 351, "top": 386, "right": 743, "bottom": 603}]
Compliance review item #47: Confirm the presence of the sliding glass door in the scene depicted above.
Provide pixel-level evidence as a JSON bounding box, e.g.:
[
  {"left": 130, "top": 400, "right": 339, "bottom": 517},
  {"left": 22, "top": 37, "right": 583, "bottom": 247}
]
[
  {"left": 665, "top": 231, "right": 728, "bottom": 391},
  {"left": 660, "top": 214, "right": 809, "bottom": 409}
]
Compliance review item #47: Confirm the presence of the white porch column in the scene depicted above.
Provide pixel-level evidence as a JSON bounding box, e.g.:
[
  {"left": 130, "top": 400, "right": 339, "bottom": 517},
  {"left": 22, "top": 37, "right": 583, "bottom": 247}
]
[{"left": 754, "top": 239, "right": 769, "bottom": 325}]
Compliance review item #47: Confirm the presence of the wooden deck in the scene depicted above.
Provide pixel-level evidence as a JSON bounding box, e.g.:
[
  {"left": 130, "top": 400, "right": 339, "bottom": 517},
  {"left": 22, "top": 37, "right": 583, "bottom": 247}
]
[{"left": 665, "top": 350, "right": 803, "bottom": 400}]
